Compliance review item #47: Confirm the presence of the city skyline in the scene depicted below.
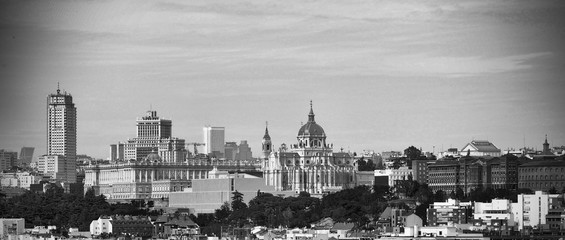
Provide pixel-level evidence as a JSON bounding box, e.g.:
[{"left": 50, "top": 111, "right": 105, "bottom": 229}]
[{"left": 1, "top": 0, "right": 565, "bottom": 159}]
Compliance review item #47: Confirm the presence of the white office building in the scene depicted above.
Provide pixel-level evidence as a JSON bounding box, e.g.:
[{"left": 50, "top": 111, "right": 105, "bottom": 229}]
[
  {"left": 203, "top": 126, "right": 225, "bottom": 158},
  {"left": 511, "top": 191, "right": 561, "bottom": 230},
  {"left": 474, "top": 199, "right": 515, "bottom": 228}
]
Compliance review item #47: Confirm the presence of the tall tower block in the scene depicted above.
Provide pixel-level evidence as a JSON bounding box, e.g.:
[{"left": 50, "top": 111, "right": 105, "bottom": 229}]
[{"left": 46, "top": 84, "right": 77, "bottom": 183}]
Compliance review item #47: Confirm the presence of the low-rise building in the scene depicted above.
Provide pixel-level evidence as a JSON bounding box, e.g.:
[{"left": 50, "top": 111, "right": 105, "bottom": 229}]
[
  {"left": 169, "top": 168, "right": 294, "bottom": 214},
  {"left": 90, "top": 215, "right": 153, "bottom": 237},
  {"left": 154, "top": 213, "right": 199, "bottom": 238},
  {"left": 0, "top": 172, "right": 47, "bottom": 190},
  {"left": 429, "top": 155, "right": 518, "bottom": 195},
  {"left": 427, "top": 199, "right": 473, "bottom": 226},
  {"left": 374, "top": 169, "right": 392, "bottom": 186},
  {"left": 90, "top": 216, "right": 112, "bottom": 236},
  {"left": 389, "top": 166, "right": 412, "bottom": 188},
  {"left": 518, "top": 160, "right": 565, "bottom": 192},
  {"left": 473, "top": 199, "right": 515, "bottom": 231},
  {"left": 355, "top": 171, "right": 375, "bottom": 187},
  {"left": 0, "top": 218, "right": 25, "bottom": 236}
]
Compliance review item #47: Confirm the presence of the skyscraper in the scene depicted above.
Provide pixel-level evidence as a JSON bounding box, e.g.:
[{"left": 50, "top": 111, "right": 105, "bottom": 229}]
[
  {"left": 0, "top": 149, "right": 18, "bottom": 172},
  {"left": 19, "top": 147, "right": 34, "bottom": 166},
  {"left": 203, "top": 126, "right": 225, "bottom": 158},
  {"left": 46, "top": 85, "right": 77, "bottom": 183},
  {"left": 236, "top": 140, "right": 253, "bottom": 161}
]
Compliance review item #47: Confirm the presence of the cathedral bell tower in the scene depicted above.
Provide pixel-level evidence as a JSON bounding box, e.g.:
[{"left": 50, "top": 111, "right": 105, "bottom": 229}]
[
  {"left": 262, "top": 122, "right": 272, "bottom": 160},
  {"left": 542, "top": 134, "right": 551, "bottom": 155}
]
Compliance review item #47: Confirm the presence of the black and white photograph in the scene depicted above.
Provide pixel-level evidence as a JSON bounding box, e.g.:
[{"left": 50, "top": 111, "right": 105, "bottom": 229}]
[{"left": 1, "top": 0, "right": 565, "bottom": 239}]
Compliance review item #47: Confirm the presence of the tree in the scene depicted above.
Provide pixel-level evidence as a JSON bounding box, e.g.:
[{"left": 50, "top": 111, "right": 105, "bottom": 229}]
[
  {"left": 404, "top": 146, "right": 422, "bottom": 160},
  {"left": 231, "top": 191, "right": 247, "bottom": 212},
  {"left": 434, "top": 190, "right": 445, "bottom": 202},
  {"left": 214, "top": 202, "right": 231, "bottom": 224},
  {"left": 229, "top": 191, "right": 248, "bottom": 227},
  {"left": 455, "top": 187, "right": 465, "bottom": 200},
  {"left": 357, "top": 158, "right": 376, "bottom": 171}
]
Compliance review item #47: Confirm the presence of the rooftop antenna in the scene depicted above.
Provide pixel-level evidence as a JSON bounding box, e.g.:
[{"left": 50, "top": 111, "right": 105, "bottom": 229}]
[{"left": 57, "top": 82, "right": 60, "bottom": 94}]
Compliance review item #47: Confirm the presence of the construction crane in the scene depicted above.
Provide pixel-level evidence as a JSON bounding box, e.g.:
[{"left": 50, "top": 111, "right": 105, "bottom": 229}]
[{"left": 186, "top": 142, "right": 205, "bottom": 155}]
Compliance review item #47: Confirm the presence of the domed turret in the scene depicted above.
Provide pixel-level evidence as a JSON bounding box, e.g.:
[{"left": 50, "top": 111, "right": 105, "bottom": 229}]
[
  {"left": 296, "top": 101, "right": 327, "bottom": 149},
  {"left": 297, "top": 101, "right": 326, "bottom": 138}
]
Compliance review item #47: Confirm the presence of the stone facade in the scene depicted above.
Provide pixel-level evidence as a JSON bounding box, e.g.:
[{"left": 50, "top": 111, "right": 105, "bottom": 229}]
[{"left": 262, "top": 102, "right": 355, "bottom": 194}]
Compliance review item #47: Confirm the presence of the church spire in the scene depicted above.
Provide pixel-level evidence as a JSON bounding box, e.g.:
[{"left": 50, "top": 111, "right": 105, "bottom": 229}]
[
  {"left": 308, "top": 100, "right": 315, "bottom": 123},
  {"left": 263, "top": 121, "right": 271, "bottom": 140},
  {"left": 545, "top": 134, "right": 548, "bottom": 144},
  {"left": 262, "top": 121, "right": 272, "bottom": 159}
]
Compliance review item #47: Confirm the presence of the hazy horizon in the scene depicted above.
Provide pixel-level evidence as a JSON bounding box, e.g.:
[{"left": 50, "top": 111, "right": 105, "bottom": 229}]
[{"left": 1, "top": 0, "right": 564, "bottom": 159}]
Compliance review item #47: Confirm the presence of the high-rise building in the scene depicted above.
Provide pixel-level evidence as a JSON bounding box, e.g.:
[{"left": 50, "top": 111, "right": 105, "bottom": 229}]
[
  {"left": 203, "top": 126, "right": 225, "bottom": 158},
  {"left": 110, "top": 142, "right": 125, "bottom": 161},
  {"left": 47, "top": 86, "right": 77, "bottom": 161},
  {"left": 19, "top": 147, "right": 34, "bottom": 167},
  {"left": 122, "top": 110, "right": 186, "bottom": 162},
  {"left": 236, "top": 140, "right": 253, "bottom": 161},
  {"left": 224, "top": 142, "right": 238, "bottom": 161},
  {"left": 0, "top": 150, "right": 18, "bottom": 172},
  {"left": 46, "top": 86, "right": 77, "bottom": 183}
]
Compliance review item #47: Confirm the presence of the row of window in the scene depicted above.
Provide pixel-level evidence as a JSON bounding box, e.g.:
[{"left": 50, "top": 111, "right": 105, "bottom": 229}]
[
  {"left": 520, "top": 175, "right": 565, "bottom": 180},
  {"left": 520, "top": 167, "right": 565, "bottom": 173}
]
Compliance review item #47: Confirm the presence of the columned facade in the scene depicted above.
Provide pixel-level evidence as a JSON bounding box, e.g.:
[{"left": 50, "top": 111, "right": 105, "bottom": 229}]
[{"left": 83, "top": 157, "right": 257, "bottom": 201}]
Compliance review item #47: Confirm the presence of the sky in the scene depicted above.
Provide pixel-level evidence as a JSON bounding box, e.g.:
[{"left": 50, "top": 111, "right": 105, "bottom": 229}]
[{"left": 1, "top": 0, "right": 564, "bottom": 159}]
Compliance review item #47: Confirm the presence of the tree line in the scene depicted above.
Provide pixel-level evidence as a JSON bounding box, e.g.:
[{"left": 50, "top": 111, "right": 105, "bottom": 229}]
[
  {"left": 2, "top": 179, "right": 553, "bottom": 236},
  {"left": 0, "top": 185, "right": 159, "bottom": 235},
  {"left": 192, "top": 185, "right": 394, "bottom": 236}
]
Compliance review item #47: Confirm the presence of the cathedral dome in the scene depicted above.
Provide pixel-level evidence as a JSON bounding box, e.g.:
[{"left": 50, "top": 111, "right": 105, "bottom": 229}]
[
  {"left": 298, "top": 122, "right": 326, "bottom": 137},
  {"left": 297, "top": 101, "right": 326, "bottom": 137}
]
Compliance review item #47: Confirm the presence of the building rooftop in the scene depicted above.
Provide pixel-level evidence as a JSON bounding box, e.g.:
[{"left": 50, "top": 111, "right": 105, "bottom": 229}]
[
  {"left": 520, "top": 159, "right": 565, "bottom": 167},
  {"left": 463, "top": 140, "right": 501, "bottom": 153}
]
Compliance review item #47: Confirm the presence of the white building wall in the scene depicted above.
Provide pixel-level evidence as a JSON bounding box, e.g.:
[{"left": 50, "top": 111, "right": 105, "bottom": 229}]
[
  {"left": 90, "top": 217, "right": 113, "bottom": 235},
  {"left": 203, "top": 126, "right": 225, "bottom": 157},
  {"left": 512, "top": 191, "right": 560, "bottom": 230},
  {"left": 0, "top": 218, "right": 25, "bottom": 236},
  {"left": 474, "top": 199, "right": 514, "bottom": 226},
  {"left": 388, "top": 166, "right": 413, "bottom": 186}
]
